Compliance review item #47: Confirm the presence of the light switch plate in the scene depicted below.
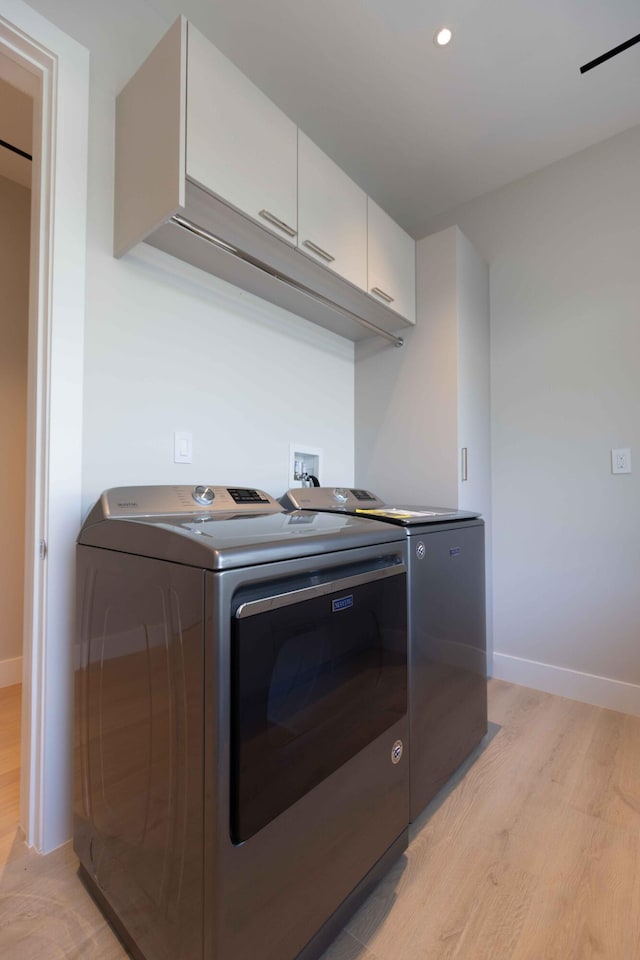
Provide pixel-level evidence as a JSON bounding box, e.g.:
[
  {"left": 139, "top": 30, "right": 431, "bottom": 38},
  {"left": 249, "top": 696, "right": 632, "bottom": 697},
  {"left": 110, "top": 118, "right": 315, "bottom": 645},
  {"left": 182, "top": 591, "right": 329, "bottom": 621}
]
[{"left": 174, "top": 431, "right": 193, "bottom": 464}]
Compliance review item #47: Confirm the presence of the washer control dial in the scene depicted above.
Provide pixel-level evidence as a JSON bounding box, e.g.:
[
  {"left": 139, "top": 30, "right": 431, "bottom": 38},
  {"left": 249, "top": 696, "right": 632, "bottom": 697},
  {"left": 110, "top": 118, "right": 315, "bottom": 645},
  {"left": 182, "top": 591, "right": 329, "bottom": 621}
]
[
  {"left": 193, "top": 485, "right": 215, "bottom": 506},
  {"left": 333, "top": 488, "right": 350, "bottom": 503}
]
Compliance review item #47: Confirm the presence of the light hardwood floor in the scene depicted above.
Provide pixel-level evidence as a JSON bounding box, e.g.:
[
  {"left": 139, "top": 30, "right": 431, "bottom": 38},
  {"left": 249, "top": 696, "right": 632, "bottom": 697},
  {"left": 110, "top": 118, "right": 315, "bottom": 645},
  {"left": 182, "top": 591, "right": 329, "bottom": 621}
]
[{"left": 1, "top": 679, "right": 639, "bottom": 959}]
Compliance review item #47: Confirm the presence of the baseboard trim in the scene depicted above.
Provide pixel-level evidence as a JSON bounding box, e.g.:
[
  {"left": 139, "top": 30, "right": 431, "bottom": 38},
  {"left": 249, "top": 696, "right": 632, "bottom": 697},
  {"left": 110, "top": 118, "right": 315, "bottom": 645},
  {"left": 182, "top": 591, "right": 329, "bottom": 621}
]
[
  {"left": 493, "top": 652, "right": 640, "bottom": 718},
  {"left": 0, "top": 656, "right": 23, "bottom": 689}
]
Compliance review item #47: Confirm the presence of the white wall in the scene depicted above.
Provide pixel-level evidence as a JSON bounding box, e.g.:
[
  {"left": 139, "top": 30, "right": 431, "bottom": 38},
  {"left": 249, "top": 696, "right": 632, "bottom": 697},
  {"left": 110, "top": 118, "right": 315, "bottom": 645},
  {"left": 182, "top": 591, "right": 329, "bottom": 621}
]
[
  {"left": 81, "top": 244, "right": 354, "bottom": 512},
  {"left": 0, "top": 174, "right": 29, "bottom": 685},
  {"left": 423, "top": 123, "right": 640, "bottom": 714},
  {"left": 21, "top": 1, "right": 355, "bottom": 515}
]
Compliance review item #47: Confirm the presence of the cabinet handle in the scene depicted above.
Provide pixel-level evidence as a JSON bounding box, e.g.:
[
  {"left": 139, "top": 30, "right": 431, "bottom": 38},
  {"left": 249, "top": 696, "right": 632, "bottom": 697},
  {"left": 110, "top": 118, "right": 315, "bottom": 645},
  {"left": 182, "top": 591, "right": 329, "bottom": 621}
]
[
  {"left": 461, "top": 447, "right": 468, "bottom": 482},
  {"left": 302, "top": 240, "right": 335, "bottom": 263},
  {"left": 371, "top": 286, "right": 394, "bottom": 304},
  {"left": 258, "top": 209, "right": 297, "bottom": 237}
]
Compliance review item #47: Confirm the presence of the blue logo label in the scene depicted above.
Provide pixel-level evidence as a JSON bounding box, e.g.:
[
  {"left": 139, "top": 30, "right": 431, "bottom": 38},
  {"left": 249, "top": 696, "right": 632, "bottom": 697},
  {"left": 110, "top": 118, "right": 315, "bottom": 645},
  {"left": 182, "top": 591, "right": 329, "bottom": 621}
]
[
  {"left": 450, "top": 547, "right": 461, "bottom": 557},
  {"left": 332, "top": 595, "right": 354, "bottom": 612}
]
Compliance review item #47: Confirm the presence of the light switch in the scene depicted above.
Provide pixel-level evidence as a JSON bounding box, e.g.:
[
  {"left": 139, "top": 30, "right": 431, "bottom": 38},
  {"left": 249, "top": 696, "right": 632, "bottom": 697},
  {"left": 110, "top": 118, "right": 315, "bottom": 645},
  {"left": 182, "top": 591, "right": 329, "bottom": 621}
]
[{"left": 174, "top": 431, "right": 193, "bottom": 464}]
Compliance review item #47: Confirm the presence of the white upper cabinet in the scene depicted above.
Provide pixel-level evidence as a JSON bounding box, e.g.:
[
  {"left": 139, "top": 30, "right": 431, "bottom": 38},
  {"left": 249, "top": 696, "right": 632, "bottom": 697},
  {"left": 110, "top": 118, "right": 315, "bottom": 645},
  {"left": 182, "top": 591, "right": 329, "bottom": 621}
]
[
  {"left": 297, "top": 132, "right": 367, "bottom": 290},
  {"left": 367, "top": 198, "right": 416, "bottom": 324},
  {"left": 186, "top": 23, "right": 298, "bottom": 245},
  {"left": 114, "top": 17, "right": 415, "bottom": 344}
]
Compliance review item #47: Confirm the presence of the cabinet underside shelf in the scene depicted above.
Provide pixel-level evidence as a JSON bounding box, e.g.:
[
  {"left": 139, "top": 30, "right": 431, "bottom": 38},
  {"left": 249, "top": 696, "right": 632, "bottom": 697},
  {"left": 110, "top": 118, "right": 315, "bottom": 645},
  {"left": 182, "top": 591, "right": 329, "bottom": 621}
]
[{"left": 146, "top": 180, "right": 409, "bottom": 346}]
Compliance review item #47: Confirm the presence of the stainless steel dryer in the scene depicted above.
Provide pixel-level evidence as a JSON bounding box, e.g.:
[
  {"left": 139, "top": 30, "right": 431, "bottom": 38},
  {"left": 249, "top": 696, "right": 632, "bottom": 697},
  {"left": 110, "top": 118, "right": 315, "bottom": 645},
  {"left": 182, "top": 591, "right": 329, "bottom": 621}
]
[
  {"left": 74, "top": 485, "right": 409, "bottom": 960},
  {"left": 280, "top": 487, "right": 488, "bottom": 821}
]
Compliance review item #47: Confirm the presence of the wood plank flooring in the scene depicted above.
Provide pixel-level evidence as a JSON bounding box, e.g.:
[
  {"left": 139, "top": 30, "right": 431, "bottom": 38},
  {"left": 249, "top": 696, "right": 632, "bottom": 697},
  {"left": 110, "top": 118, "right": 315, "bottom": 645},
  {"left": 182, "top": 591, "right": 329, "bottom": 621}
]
[{"left": 1, "top": 679, "right": 639, "bottom": 959}]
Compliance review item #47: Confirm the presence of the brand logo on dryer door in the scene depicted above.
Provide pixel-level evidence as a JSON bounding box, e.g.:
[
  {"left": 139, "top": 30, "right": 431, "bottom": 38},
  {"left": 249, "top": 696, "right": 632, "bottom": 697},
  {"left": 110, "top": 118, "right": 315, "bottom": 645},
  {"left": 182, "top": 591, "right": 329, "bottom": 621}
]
[{"left": 332, "top": 595, "right": 354, "bottom": 612}]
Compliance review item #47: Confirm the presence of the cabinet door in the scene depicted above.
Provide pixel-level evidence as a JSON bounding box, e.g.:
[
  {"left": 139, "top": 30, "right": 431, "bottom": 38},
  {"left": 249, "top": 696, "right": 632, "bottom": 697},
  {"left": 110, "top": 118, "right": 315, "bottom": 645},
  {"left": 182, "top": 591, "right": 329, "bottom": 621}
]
[
  {"left": 186, "top": 24, "right": 298, "bottom": 245},
  {"left": 367, "top": 198, "right": 416, "bottom": 323},
  {"left": 297, "top": 132, "right": 367, "bottom": 290}
]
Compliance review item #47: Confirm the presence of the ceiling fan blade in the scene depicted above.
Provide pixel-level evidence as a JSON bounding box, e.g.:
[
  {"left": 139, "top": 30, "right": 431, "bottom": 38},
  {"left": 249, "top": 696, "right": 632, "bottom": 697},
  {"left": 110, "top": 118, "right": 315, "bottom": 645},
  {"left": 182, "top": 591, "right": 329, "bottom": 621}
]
[{"left": 580, "top": 31, "right": 640, "bottom": 74}]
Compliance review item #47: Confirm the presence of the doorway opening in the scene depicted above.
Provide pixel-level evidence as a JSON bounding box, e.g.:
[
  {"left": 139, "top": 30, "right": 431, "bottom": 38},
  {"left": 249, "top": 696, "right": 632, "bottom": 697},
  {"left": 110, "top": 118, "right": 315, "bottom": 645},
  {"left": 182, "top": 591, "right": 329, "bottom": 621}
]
[
  {"left": 0, "top": 54, "right": 34, "bottom": 858},
  {"left": 0, "top": 3, "right": 88, "bottom": 855}
]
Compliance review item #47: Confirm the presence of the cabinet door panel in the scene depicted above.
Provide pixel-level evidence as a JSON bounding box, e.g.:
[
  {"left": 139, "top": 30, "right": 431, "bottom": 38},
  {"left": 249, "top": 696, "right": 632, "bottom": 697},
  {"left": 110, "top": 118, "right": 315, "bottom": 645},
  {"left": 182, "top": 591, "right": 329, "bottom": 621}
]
[
  {"left": 297, "top": 132, "right": 367, "bottom": 290},
  {"left": 186, "top": 24, "right": 298, "bottom": 244},
  {"left": 367, "top": 198, "right": 416, "bottom": 323}
]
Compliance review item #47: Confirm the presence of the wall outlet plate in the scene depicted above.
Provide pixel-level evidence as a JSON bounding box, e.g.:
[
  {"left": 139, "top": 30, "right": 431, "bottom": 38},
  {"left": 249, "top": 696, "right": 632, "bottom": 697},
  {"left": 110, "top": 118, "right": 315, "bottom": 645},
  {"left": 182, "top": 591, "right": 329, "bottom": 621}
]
[{"left": 611, "top": 448, "right": 631, "bottom": 474}]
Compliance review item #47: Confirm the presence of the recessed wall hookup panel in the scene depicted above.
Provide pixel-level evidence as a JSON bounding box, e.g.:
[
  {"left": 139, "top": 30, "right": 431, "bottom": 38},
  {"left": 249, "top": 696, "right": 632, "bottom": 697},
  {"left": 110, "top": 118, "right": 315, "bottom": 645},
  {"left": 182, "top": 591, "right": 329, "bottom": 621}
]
[{"left": 289, "top": 443, "right": 322, "bottom": 488}]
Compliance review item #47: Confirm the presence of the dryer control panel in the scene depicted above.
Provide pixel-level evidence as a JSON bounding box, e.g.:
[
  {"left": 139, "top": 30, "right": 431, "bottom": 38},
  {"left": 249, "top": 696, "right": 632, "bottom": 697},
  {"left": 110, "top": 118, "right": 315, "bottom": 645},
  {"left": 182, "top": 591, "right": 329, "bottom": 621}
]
[{"left": 88, "top": 485, "right": 282, "bottom": 521}]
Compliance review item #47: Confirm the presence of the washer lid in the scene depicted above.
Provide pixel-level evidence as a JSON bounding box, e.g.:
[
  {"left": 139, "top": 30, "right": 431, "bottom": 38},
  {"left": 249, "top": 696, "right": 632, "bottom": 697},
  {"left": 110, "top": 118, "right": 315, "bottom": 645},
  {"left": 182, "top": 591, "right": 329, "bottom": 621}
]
[
  {"left": 280, "top": 487, "right": 480, "bottom": 525},
  {"left": 352, "top": 505, "right": 481, "bottom": 526},
  {"left": 79, "top": 487, "right": 405, "bottom": 570}
]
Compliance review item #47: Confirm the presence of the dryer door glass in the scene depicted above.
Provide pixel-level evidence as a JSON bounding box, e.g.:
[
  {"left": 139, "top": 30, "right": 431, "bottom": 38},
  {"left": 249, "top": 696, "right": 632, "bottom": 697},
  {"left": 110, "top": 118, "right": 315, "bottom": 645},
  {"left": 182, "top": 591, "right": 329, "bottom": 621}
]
[{"left": 230, "top": 560, "right": 407, "bottom": 842}]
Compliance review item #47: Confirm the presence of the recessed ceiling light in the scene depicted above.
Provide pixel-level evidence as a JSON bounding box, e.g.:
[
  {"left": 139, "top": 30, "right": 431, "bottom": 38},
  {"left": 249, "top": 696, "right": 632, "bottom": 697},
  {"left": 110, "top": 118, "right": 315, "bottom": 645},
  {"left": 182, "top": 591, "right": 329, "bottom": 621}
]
[{"left": 434, "top": 27, "right": 453, "bottom": 47}]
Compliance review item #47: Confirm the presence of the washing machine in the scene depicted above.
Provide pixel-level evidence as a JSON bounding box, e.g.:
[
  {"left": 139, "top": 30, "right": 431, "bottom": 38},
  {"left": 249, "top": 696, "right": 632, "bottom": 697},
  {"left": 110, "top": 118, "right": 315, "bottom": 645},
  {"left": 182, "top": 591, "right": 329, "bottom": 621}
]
[
  {"left": 280, "top": 487, "right": 488, "bottom": 821},
  {"left": 74, "top": 485, "right": 409, "bottom": 960}
]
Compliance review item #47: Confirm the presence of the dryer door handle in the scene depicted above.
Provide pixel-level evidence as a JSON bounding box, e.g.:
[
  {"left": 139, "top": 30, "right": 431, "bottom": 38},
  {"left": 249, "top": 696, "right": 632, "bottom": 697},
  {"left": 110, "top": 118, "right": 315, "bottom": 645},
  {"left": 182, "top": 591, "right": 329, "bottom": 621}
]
[{"left": 235, "top": 562, "right": 406, "bottom": 619}]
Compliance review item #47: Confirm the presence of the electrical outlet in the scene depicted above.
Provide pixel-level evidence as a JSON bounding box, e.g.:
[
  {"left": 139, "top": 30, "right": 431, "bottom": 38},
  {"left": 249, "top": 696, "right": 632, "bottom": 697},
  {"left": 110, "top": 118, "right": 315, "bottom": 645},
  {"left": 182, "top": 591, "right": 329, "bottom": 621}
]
[{"left": 611, "top": 448, "right": 632, "bottom": 475}]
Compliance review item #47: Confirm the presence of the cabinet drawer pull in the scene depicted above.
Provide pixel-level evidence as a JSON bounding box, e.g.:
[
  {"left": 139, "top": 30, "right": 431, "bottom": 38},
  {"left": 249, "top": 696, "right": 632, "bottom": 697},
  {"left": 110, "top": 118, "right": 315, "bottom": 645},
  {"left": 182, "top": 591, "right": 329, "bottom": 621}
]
[
  {"left": 371, "top": 286, "right": 394, "bottom": 303},
  {"left": 258, "top": 209, "right": 297, "bottom": 237},
  {"left": 302, "top": 240, "right": 335, "bottom": 263}
]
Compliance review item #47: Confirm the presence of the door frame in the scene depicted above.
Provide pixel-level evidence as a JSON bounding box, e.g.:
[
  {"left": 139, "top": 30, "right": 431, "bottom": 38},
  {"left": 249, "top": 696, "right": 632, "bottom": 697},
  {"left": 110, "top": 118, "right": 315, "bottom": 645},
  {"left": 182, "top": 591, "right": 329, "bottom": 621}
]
[{"left": 0, "top": 1, "right": 88, "bottom": 853}]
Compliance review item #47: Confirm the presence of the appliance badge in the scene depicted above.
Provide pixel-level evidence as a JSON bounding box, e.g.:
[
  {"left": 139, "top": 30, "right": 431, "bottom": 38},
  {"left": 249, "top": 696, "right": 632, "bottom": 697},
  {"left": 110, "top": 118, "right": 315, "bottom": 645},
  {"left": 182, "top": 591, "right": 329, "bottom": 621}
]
[
  {"left": 391, "top": 739, "right": 403, "bottom": 764},
  {"left": 416, "top": 541, "right": 426, "bottom": 560},
  {"left": 332, "top": 595, "right": 354, "bottom": 613},
  {"left": 450, "top": 547, "right": 461, "bottom": 557}
]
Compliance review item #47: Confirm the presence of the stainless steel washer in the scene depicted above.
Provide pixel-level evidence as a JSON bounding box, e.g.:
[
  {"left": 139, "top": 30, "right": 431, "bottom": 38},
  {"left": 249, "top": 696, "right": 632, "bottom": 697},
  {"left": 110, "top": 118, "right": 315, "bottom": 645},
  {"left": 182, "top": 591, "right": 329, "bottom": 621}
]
[
  {"left": 280, "top": 487, "right": 488, "bottom": 821},
  {"left": 74, "top": 485, "right": 409, "bottom": 960}
]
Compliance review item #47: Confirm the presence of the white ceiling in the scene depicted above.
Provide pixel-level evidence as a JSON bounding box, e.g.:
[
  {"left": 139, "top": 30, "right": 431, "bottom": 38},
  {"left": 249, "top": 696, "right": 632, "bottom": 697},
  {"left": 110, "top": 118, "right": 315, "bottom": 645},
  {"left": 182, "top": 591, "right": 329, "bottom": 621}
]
[
  {"left": 14, "top": 0, "right": 640, "bottom": 237},
  {"left": 166, "top": 0, "right": 640, "bottom": 236}
]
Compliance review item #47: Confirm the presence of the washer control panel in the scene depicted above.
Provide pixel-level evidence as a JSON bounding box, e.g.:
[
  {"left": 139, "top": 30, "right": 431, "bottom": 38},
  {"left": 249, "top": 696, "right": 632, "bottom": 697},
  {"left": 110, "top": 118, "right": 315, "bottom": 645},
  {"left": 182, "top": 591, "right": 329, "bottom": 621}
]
[
  {"left": 95, "top": 485, "right": 282, "bottom": 519},
  {"left": 281, "top": 487, "right": 383, "bottom": 511}
]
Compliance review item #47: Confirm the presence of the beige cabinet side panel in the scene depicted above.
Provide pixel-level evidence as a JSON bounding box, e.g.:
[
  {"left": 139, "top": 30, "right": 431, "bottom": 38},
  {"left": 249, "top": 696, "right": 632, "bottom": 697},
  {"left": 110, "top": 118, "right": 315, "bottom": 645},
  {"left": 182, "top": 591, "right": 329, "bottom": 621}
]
[
  {"left": 456, "top": 227, "right": 490, "bottom": 516},
  {"left": 114, "top": 16, "right": 186, "bottom": 257},
  {"left": 367, "top": 198, "right": 416, "bottom": 324},
  {"left": 297, "top": 131, "right": 367, "bottom": 290},
  {"left": 355, "top": 227, "right": 457, "bottom": 505}
]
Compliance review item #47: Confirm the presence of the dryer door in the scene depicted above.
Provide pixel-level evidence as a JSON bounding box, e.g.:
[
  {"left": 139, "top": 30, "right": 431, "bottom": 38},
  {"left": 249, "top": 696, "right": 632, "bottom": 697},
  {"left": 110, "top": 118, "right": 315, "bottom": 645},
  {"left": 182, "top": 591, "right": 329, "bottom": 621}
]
[{"left": 230, "top": 558, "right": 407, "bottom": 842}]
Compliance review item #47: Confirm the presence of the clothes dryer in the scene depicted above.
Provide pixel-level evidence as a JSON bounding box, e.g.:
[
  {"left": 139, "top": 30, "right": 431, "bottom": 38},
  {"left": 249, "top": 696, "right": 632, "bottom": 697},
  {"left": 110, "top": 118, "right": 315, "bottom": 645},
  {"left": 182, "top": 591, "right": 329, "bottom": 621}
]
[{"left": 75, "top": 485, "right": 409, "bottom": 960}]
